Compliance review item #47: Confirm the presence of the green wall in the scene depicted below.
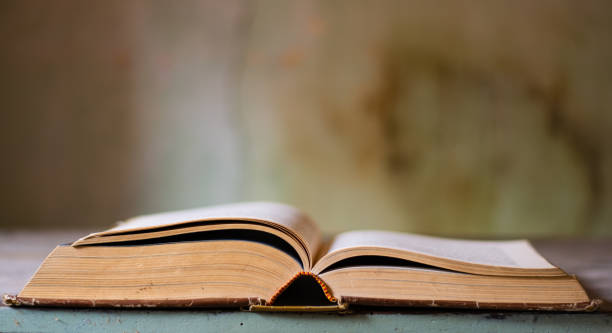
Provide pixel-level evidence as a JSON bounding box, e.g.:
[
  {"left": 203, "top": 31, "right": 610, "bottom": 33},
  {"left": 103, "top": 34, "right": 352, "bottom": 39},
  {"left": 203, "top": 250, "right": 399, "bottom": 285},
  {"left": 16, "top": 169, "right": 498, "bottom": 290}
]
[{"left": 1, "top": 1, "right": 611, "bottom": 236}]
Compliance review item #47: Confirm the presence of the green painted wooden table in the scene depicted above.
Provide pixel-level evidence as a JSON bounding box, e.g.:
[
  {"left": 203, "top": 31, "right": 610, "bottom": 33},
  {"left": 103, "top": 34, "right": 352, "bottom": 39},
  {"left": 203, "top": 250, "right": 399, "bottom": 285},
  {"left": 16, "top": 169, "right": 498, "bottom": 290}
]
[{"left": 1, "top": 231, "right": 611, "bottom": 332}]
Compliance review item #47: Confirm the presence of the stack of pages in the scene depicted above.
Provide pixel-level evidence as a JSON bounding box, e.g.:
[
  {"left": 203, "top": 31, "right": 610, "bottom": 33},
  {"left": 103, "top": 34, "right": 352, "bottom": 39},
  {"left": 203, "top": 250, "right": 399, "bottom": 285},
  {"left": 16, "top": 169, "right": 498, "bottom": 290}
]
[{"left": 7, "top": 202, "right": 597, "bottom": 311}]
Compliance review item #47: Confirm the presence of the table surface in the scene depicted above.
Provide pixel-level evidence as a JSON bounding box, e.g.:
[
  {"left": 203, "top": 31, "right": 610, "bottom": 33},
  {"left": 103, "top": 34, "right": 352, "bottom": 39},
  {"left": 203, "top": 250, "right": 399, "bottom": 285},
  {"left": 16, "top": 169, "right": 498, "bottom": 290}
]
[{"left": 1, "top": 231, "right": 611, "bottom": 332}]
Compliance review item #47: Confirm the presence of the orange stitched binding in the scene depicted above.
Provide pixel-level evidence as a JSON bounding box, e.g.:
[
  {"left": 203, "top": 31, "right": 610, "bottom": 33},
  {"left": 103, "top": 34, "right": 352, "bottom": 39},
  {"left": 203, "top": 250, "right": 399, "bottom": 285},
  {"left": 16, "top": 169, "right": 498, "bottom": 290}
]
[{"left": 268, "top": 272, "right": 337, "bottom": 305}]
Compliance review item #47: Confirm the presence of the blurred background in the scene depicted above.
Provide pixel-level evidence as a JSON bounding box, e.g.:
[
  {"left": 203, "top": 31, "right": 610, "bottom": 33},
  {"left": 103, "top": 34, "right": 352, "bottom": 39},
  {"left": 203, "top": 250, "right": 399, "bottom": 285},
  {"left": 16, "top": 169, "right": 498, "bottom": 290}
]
[{"left": 1, "top": 0, "right": 611, "bottom": 237}]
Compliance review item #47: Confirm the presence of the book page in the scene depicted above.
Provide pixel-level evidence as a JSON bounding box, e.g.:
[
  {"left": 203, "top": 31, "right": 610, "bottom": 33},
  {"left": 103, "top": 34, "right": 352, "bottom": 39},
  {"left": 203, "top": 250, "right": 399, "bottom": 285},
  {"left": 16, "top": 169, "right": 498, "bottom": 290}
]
[
  {"left": 83, "top": 202, "right": 321, "bottom": 264},
  {"left": 326, "top": 230, "right": 554, "bottom": 269}
]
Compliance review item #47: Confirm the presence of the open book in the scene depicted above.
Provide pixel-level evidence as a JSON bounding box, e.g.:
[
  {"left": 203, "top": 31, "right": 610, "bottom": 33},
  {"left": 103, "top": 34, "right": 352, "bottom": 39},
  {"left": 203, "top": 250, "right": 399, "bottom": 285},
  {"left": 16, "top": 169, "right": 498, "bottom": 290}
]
[{"left": 7, "top": 202, "right": 597, "bottom": 311}]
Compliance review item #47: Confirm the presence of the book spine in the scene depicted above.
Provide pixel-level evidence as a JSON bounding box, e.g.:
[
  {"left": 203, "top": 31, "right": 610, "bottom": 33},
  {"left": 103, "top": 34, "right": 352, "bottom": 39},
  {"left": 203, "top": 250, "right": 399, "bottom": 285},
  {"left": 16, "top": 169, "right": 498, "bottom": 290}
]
[{"left": 267, "top": 272, "right": 337, "bottom": 305}]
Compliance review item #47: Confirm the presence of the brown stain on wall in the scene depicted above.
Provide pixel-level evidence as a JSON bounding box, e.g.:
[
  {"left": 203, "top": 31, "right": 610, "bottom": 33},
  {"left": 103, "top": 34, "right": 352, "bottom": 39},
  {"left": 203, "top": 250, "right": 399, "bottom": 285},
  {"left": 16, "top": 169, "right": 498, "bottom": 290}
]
[{"left": 240, "top": 0, "right": 612, "bottom": 235}]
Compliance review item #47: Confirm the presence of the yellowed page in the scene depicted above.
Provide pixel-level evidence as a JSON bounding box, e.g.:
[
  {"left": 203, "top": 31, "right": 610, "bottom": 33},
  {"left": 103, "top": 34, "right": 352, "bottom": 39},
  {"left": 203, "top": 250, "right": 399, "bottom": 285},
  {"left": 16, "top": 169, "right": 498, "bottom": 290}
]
[
  {"left": 77, "top": 202, "right": 320, "bottom": 268},
  {"left": 20, "top": 241, "right": 301, "bottom": 303},
  {"left": 325, "top": 230, "right": 555, "bottom": 269},
  {"left": 321, "top": 267, "right": 589, "bottom": 307}
]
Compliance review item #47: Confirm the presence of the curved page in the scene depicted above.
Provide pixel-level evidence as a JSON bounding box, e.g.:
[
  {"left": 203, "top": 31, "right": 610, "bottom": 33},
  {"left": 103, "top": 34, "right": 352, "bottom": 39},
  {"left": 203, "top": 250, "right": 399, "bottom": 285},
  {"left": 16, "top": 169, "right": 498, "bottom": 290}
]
[
  {"left": 313, "top": 230, "right": 564, "bottom": 277},
  {"left": 74, "top": 202, "right": 320, "bottom": 269}
]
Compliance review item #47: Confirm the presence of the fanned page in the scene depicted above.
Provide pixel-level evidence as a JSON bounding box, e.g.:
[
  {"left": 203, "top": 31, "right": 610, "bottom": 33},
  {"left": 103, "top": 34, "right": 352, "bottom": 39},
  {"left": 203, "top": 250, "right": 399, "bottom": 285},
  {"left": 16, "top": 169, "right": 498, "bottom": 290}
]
[
  {"left": 313, "top": 230, "right": 565, "bottom": 277},
  {"left": 73, "top": 202, "right": 321, "bottom": 269}
]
